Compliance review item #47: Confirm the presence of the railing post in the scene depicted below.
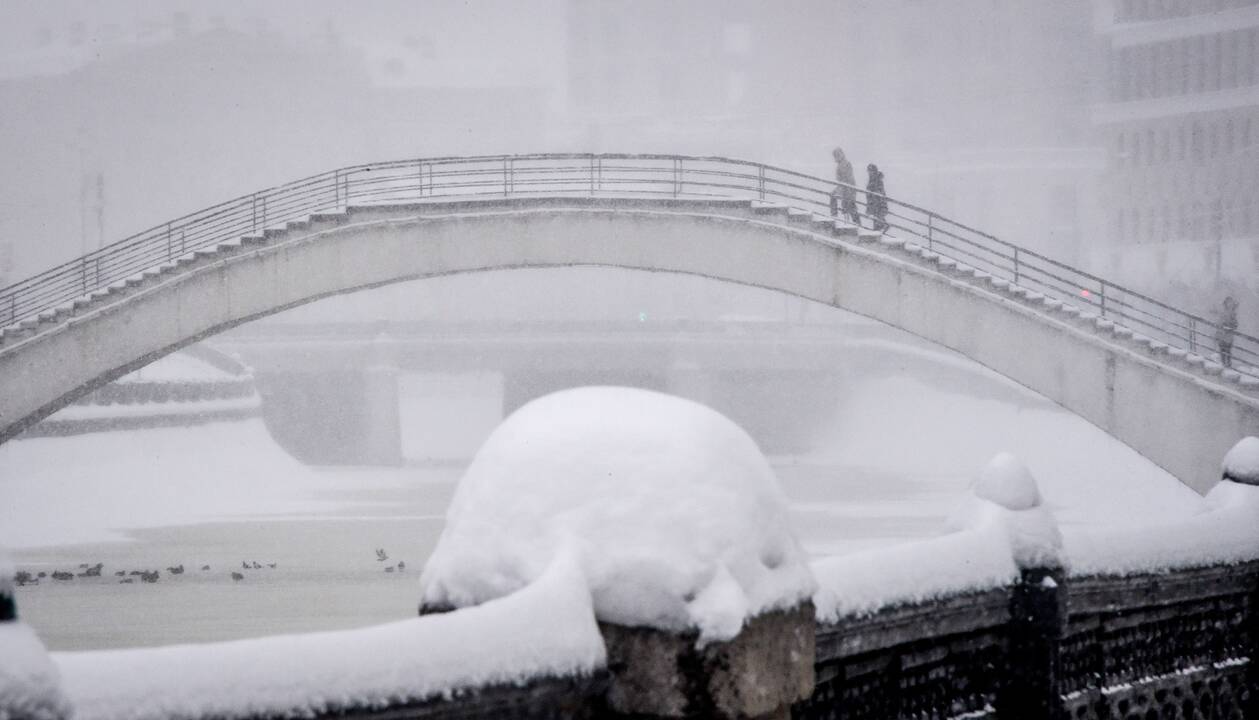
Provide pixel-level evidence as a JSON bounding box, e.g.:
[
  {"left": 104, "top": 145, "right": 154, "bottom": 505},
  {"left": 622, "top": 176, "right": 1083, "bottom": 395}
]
[
  {"left": 999, "top": 568, "right": 1066, "bottom": 719},
  {"left": 503, "top": 158, "right": 510, "bottom": 197},
  {"left": 166, "top": 222, "right": 173, "bottom": 261},
  {"left": 333, "top": 170, "right": 341, "bottom": 208},
  {"left": 758, "top": 165, "right": 766, "bottom": 200},
  {"left": 673, "top": 158, "right": 682, "bottom": 198},
  {"left": 80, "top": 257, "right": 88, "bottom": 294},
  {"left": 1188, "top": 317, "right": 1198, "bottom": 353},
  {"left": 1013, "top": 248, "right": 1021, "bottom": 285},
  {"left": 1248, "top": 562, "right": 1259, "bottom": 720},
  {"left": 589, "top": 155, "right": 595, "bottom": 196},
  {"left": 927, "top": 213, "right": 934, "bottom": 252},
  {"left": 261, "top": 195, "right": 267, "bottom": 230},
  {"left": 597, "top": 156, "right": 603, "bottom": 192},
  {"left": 1099, "top": 280, "right": 1107, "bottom": 318},
  {"left": 251, "top": 193, "right": 258, "bottom": 233}
]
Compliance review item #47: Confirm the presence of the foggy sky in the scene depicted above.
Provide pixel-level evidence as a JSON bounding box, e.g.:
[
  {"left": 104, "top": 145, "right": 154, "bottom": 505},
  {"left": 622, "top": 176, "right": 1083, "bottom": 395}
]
[{"left": 3, "top": 0, "right": 1245, "bottom": 328}]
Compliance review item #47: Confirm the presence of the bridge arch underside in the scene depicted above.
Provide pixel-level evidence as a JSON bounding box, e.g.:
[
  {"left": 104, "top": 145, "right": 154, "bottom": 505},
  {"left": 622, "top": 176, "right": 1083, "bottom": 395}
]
[{"left": 2, "top": 206, "right": 1255, "bottom": 493}]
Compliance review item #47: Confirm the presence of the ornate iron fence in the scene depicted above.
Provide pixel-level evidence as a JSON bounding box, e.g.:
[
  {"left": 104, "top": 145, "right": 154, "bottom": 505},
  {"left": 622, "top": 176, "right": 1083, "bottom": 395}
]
[{"left": 1, "top": 154, "right": 1255, "bottom": 377}]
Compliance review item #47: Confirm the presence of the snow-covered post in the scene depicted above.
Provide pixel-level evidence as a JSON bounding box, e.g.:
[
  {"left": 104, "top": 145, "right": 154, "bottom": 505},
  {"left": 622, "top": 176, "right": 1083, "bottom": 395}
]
[
  {"left": 419, "top": 387, "right": 818, "bottom": 720},
  {"left": 0, "top": 552, "right": 13, "bottom": 622},
  {"left": 971, "top": 453, "right": 1066, "bottom": 720},
  {"left": 1, "top": 548, "right": 71, "bottom": 720},
  {"left": 1222, "top": 437, "right": 1259, "bottom": 720}
]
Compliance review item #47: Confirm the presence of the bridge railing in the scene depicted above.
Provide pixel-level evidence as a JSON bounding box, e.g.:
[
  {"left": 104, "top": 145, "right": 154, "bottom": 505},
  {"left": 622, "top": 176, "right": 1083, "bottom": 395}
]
[{"left": 2, "top": 154, "right": 1255, "bottom": 379}]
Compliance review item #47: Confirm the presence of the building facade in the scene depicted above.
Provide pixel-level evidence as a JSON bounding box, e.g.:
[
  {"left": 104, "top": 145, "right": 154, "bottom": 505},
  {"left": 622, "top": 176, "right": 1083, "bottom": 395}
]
[{"left": 1092, "top": 0, "right": 1259, "bottom": 303}]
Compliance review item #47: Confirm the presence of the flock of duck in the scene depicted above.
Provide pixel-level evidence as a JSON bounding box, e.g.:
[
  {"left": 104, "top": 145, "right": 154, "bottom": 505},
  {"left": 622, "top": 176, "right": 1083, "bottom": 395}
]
[{"left": 11, "top": 549, "right": 407, "bottom": 587}]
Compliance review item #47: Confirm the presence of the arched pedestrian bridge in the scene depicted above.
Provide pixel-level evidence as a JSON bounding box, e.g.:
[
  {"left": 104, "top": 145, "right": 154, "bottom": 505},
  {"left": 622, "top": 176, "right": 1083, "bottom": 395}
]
[{"left": 1, "top": 154, "right": 1256, "bottom": 492}]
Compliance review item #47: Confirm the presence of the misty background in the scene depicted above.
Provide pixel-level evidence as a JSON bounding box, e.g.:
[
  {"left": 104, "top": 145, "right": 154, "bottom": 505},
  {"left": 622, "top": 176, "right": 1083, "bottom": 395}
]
[{"left": 2, "top": 0, "right": 1254, "bottom": 333}]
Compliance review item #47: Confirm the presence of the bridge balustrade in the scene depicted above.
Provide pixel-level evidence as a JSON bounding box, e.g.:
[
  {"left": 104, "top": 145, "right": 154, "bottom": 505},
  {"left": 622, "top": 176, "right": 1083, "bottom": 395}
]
[{"left": 1, "top": 154, "right": 1254, "bottom": 380}]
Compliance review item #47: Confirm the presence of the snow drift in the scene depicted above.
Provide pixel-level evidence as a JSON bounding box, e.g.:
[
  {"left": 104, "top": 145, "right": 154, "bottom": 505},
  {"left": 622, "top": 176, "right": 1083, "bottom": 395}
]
[{"left": 420, "top": 386, "right": 817, "bottom": 645}]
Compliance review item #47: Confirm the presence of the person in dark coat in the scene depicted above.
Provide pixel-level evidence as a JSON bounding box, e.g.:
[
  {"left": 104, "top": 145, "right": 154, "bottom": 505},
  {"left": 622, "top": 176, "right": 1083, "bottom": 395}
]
[
  {"left": 829, "top": 147, "right": 860, "bottom": 225},
  {"left": 1217, "top": 295, "right": 1239, "bottom": 367},
  {"left": 866, "top": 163, "right": 888, "bottom": 232}
]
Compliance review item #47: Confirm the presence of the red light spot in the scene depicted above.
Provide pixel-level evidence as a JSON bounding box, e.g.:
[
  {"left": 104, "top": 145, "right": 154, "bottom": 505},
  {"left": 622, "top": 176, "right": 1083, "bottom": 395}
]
[{"left": 1080, "top": 289, "right": 1091, "bottom": 298}]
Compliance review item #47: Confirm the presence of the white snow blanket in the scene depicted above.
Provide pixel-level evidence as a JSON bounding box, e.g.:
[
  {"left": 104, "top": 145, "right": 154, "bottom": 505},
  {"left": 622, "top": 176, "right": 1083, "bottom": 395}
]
[
  {"left": 420, "top": 386, "right": 816, "bottom": 645},
  {"left": 1065, "top": 478, "right": 1259, "bottom": 576},
  {"left": 1223, "top": 436, "right": 1259, "bottom": 484},
  {"left": 812, "top": 452, "right": 1061, "bottom": 622},
  {"left": 54, "top": 551, "right": 604, "bottom": 720}
]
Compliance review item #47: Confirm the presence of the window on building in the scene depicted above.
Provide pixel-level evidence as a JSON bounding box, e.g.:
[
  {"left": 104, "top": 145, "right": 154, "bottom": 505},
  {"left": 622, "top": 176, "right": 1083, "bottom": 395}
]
[
  {"left": 1245, "top": 29, "right": 1258, "bottom": 87},
  {"left": 1224, "top": 31, "right": 1238, "bottom": 89},
  {"left": 1192, "top": 36, "right": 1206, "bottom": 93},
  {"left": 1206, "top": 34, "right": 1220, "bottom": 92}
]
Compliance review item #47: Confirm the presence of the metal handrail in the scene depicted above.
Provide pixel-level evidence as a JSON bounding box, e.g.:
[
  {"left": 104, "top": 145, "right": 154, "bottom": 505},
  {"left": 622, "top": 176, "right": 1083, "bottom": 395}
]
[{"left": 1, "top": 153, "right": 1255, "bottom": 380}]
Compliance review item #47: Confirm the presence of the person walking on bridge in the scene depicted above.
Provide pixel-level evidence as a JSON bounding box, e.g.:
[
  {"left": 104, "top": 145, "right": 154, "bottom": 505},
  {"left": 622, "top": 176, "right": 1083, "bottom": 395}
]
[
  {"left": 865, "top": 163, "right": 888, "bottom": 232},
  {"left": 1216, "top": 295, "right": 1239, "bottom": 368},
  {"left": 829, "top": 147, "right": 860, "bottom": 226}
]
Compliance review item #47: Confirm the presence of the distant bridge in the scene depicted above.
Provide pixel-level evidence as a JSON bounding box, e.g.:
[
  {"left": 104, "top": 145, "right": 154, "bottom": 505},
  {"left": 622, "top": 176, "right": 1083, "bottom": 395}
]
[{"left": 0, "top": 154, "right": 1256, "bottom": 491}]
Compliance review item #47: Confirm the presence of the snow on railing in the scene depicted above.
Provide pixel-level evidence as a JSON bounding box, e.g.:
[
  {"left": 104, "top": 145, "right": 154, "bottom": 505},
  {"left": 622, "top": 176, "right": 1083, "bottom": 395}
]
[{"left": 1, "top": 154, "right": 1255, "bottom": 381}]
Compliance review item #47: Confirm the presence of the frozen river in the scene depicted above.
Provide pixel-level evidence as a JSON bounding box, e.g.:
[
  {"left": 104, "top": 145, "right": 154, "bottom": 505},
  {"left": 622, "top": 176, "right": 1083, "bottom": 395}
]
[{"left": 2, "top": 326, "right": 1202, "bottom": 651}]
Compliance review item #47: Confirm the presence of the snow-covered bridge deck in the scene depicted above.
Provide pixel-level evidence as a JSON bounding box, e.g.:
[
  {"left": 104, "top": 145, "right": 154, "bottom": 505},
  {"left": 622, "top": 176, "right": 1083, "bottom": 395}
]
[{"left": 0, "top": 154, "right": 1255, "bottom": 492}]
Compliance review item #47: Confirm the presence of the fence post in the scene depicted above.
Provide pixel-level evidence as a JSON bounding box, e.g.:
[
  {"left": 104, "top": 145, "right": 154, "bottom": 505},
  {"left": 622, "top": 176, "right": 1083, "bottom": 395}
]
[
  {"left": 503, "top": 158, "right": 510, "bottom": 197},
  {"left": 999, "top": 567, "right": 1066, "bottom": 719},
  {"left": 251, "top": 194, "right": 258, "bottom": 233},
  {"left": 1099, "top": 280, "right": 1107, "bottom": 317},
  {"left": 758, "top": 165, "right": 766, "bottom": 200},
  {"left": 1, "top": 564, "right": 14, "bottom": 622},
  {"left": 1013, "top": 248, "right": 1021, "bottom": 285},
  {"left": 674, "top": 158, "right": 682, "bottom": 198},
  {"left": 166, "top": 222, "right": 173, "bottom": 261},
  {"left": 927, "top": 213, "right": 934, "bottom": 252},
  {"left": 589, "top": 155, "right": 595, "bottom": 196},
  {"left": 1248, "top": 562, "right": 1259, "bottom": 720},
  {"left": 334, "top": 170, "right": 341, "bottom": 208},
  {"left": 80, "top": 257, "right": 88, "bottom": 294},
  {"left": 1188, "top": 317, "right": 1198, "bottom": 353}
]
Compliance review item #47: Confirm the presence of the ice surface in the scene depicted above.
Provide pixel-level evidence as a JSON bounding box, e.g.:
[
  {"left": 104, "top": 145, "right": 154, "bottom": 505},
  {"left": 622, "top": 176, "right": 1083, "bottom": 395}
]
[
  {"left": 420, "top": 386, "right": 816, "bottom": 645},
  {"left": 54, "top": 550, "right": 604, "bottom": 720},
  {"left": 1222, "top": 436, "right": 1259, "bottom": 484},
  {"left": 0, "top": 419, "right": 346, "bottom": 548}
]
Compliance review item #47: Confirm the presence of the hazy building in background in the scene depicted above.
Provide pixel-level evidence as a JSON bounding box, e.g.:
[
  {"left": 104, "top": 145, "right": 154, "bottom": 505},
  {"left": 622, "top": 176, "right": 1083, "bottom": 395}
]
[
  {"left": 837, "top": 0, "right": 1101, "bottom": 262},
  {"left": 1091, "top": 0, "right": 1259, "bottom": 324}
]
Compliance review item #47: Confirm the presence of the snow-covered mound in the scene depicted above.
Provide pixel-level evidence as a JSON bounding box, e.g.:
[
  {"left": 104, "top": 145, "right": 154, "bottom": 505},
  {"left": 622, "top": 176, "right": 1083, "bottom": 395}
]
[
  {"left": 1065, "top": 478, "right": 1259, "bottom": 576},
  {"left": 1, "top": 548, "right": 71, "bottom": 720},
  {"left": 54, "top": 552, "right": 603, "bottom": 720},
  {"left": 419, "top": 386, "right": 816, "bottom": 645},
  {"left": 1223, "top": 436, "right": 1259, "bottom": 484},
  {"left": 812, "top": 453, "right": 1060, "bottom": 621}
]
